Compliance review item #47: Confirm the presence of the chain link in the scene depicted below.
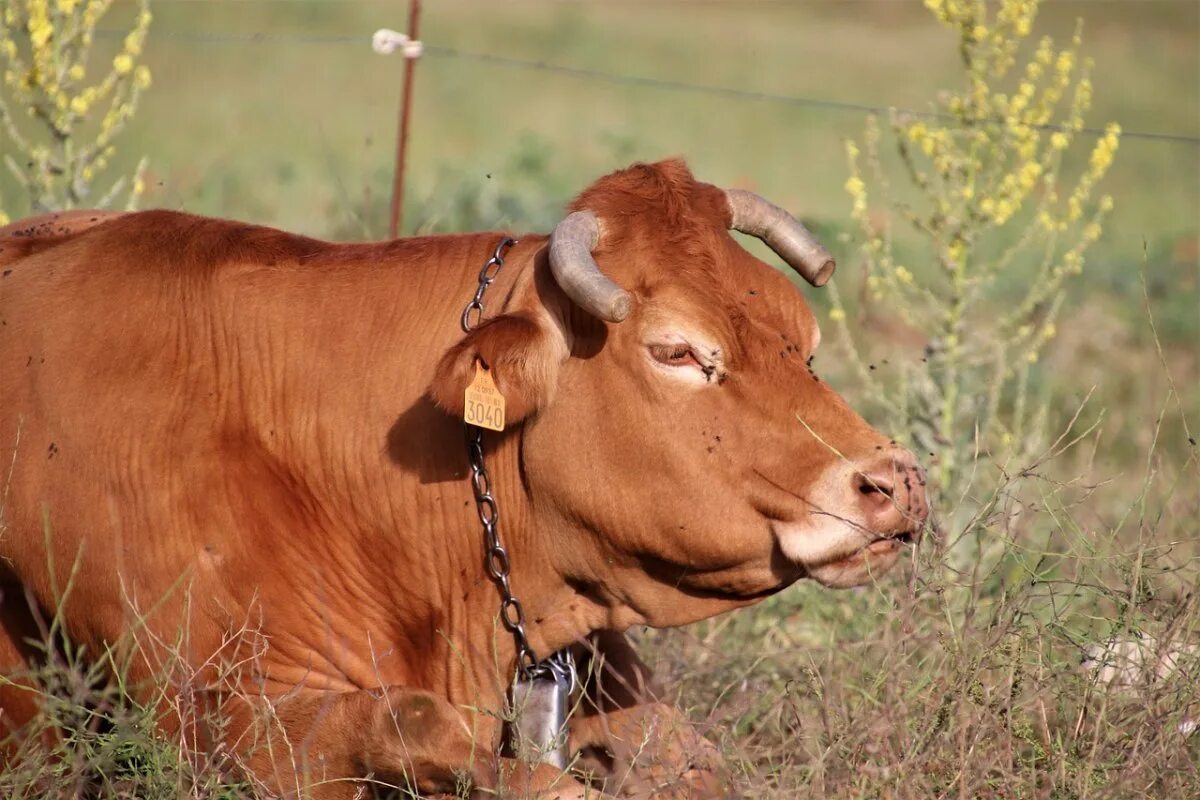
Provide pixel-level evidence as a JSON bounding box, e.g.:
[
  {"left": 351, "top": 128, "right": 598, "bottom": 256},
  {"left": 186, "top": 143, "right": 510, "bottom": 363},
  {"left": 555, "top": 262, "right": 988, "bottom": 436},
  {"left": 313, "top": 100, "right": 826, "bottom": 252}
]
[
  {"left": 461, "top": 237, "right": 577, "bottom": 685},
  {"left": 461, "top": 237, "right": 515, "bottom": 334}
]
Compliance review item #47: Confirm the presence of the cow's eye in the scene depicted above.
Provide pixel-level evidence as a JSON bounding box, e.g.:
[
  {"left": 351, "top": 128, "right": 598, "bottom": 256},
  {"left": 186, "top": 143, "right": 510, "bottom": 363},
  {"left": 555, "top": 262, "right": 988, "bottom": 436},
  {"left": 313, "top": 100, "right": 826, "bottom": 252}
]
[{"left": 649, "top": 343, "right": 702, "bottom": 368}]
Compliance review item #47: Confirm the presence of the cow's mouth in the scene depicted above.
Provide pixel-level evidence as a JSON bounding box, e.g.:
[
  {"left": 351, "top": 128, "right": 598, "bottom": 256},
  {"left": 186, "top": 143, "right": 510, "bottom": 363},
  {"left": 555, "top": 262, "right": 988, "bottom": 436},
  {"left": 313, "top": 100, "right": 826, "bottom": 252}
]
[{"left": 863, "top": 531, "right": 914, "bottom": 555}]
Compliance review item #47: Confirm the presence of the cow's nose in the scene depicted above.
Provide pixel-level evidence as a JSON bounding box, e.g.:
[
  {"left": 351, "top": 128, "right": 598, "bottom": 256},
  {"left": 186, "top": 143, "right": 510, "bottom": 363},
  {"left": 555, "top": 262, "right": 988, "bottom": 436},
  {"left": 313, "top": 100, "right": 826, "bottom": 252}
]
[{"left": 853, "top": 453, "right": 929, "bottom": 537}]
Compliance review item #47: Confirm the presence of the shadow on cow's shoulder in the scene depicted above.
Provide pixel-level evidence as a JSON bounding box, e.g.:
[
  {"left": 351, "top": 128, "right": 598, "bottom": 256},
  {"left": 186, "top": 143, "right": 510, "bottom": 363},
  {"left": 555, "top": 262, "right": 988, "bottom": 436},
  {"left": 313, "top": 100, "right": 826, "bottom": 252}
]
[{"left": 386, "top": 395, "right": 468, "bottom": 485}]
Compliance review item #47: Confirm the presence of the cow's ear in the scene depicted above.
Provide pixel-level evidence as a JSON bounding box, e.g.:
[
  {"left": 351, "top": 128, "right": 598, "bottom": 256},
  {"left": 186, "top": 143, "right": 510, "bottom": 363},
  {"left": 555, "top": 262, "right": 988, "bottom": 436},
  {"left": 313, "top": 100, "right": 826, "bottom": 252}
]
[{"left": 429, "top": 313, "right": 567, "bottom": 425}]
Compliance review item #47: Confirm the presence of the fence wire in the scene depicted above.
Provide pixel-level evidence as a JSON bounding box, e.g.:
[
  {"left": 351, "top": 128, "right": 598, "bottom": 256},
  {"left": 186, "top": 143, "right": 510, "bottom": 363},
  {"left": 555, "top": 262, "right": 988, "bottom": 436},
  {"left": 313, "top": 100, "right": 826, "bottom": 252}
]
[{"left": 92, "top": 27, "right": 1200, "bottom": 146}]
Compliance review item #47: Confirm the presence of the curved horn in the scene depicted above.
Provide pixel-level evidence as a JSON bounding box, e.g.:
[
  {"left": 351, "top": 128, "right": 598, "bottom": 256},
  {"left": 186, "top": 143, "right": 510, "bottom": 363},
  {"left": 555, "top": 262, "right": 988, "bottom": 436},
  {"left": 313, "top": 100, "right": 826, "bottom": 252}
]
[
  {"left": 725, "top": 189, "right": 836, "bottom": 286},
  {"left": 548, "top": 210, "right": 632, "bottom": 323}
]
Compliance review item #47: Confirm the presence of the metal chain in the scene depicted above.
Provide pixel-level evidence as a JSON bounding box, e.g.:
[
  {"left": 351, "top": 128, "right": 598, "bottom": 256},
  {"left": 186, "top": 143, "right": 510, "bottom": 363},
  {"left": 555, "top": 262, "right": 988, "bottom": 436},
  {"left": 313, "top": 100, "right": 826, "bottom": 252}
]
[
  {"left": 460, "top": 237, "right": 514, "bottom": 334},
  {"left": 461, "top": 237, "right": 576, "bottom": 685}
]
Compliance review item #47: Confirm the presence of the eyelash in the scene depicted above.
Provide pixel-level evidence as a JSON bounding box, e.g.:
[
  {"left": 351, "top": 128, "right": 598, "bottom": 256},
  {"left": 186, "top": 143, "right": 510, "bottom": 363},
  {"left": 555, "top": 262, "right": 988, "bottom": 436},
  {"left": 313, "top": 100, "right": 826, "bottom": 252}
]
[{"left": 650, "top": 343, "right": 702, "bottom": 368}]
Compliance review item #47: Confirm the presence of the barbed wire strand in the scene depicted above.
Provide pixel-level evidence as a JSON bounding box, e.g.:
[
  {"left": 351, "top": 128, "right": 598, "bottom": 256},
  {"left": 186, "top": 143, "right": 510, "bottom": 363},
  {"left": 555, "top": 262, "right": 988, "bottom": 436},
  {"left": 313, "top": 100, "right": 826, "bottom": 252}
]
[{"left": 92, "top": 28, "right": 1200, "bottom": 146}]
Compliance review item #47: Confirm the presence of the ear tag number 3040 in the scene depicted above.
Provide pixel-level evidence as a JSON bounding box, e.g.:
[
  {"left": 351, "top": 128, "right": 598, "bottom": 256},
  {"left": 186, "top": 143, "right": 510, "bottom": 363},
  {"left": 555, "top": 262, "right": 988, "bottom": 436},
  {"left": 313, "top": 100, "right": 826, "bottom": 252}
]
[{"left": 465, "top": 361, "right": 506, "bottom": 432}]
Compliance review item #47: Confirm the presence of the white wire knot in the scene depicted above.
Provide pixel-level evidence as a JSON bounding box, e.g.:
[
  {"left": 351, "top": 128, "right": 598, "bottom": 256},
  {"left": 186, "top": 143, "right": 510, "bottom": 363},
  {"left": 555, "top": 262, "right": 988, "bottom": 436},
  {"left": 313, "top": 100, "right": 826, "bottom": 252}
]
[{"left": 372, "top": 28, "right": 423, "bottom": 58}]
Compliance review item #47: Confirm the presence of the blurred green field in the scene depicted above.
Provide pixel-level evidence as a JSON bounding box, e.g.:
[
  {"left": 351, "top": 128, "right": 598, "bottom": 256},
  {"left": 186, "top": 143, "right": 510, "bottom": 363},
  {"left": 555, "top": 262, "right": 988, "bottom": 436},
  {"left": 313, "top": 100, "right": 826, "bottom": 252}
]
[{"left": 5, "top": 1, "right": 1195, "bottom": 254}]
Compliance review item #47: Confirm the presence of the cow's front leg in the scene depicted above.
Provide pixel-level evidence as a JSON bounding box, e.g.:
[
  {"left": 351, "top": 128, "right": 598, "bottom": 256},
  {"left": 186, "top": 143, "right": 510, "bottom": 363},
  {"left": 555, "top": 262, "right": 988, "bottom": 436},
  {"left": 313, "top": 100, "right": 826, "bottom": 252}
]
[
  {"left": 569, "top": 632, "right": 730, "bottom": 799},
  {"left": 224, "top": 686, "right": 587, "bottom": 799}
]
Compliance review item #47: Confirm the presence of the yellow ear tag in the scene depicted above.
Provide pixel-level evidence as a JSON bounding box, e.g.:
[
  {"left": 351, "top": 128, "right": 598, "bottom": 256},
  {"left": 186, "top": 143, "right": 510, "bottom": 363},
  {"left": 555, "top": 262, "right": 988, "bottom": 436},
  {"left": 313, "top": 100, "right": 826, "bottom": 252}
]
[{"left": 464, "top": 361, "right": 506, "bottom": 432}]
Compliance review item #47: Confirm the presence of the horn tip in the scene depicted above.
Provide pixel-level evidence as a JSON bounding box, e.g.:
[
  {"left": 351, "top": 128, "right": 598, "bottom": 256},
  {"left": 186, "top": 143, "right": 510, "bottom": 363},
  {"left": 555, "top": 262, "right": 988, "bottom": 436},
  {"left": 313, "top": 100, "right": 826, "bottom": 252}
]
[
  {"left": 811, "top": 259, "right": 836, "bottom": 287},
  {"left": 609, "top": 292, "right": 632, "bottom": 322}
]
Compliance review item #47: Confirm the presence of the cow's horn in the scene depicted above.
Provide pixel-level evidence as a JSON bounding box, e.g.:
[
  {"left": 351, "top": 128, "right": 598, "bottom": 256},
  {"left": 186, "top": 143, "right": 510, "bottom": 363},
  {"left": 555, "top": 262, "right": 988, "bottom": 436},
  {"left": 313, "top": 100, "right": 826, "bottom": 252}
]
[
  {"left": 548, "top": 210, "right": 632, "bottom": 322},
  {"left": 725, "top": 189, "right": 835, "bottom": 286}
]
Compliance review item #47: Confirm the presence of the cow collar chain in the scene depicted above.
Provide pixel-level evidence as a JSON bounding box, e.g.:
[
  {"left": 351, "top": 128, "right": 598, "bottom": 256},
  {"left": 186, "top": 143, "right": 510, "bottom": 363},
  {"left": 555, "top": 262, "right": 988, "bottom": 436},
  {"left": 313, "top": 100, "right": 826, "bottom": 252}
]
[{"left": 461, "top": 236, "right": 575, "bottom": 769}]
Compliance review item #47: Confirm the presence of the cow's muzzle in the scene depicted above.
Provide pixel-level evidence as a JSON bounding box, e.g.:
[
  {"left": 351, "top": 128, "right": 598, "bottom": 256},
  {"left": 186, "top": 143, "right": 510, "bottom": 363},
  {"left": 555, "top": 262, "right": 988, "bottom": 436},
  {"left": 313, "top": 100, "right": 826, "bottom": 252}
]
[{"left": 853, "top": 451, "right": 929, "bottom": 542}]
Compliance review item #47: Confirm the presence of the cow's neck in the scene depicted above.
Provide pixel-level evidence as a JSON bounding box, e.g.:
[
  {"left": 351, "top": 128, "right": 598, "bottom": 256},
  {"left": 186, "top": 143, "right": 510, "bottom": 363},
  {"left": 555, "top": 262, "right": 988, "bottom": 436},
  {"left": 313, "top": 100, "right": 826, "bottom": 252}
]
[{"left": 233, "top": 233, "right": 598, "bottom": 708}]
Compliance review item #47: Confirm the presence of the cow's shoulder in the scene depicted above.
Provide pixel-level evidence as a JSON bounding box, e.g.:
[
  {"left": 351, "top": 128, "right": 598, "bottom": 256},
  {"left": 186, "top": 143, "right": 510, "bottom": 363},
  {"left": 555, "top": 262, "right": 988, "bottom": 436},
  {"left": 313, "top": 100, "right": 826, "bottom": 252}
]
[{"left": 98, "top": 210, "right": 360, "bottom": 274}]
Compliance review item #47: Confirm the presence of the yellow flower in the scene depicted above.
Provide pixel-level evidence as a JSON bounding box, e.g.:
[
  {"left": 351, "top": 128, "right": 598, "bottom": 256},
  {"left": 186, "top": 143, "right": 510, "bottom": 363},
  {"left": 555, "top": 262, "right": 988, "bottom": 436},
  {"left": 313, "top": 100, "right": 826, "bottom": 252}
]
[
  {"left": 1089, "top": 139, "right": 1115, "bottom": 174},
  {"left": 1027, "top": 351, "right": 1039, "bottom": 364},
  {"left": 134, "top": 65, "right": 151, "bottom": 90},
  {"left": 1017, "top": 162, "right": 1042, "bottom": 191},
  {"left": 1067, "top": 197, "right": 1082, "bottom": 222},
  {"left": 1056, "top": 51, "right": 1075, "bottom": 77},
  {"left": 1043, "top": 323, "right": 1057, "bottom": 339},
  {"left": 68, "top": 64, "right": 85, "bottom": 81},
  {"left": 994, "top": 199, "right": 1015, "bottom": 223},
  {"left": 894, "top": 266, "right": 914, "bottom": 284},
  {"left": 1099, "top": 195, "right": 1114, "bottom": 212},
  {"left": 1077, "top": 77, "right": 1093, "bottom": 102},
  {"left": 844, "top": 176, "right": 865, "bottom": 196},
  {"left": 829, "top": 307, "right": 846, "bottom": 322},
  {"left": 29, "top": 21, "right": 53, "bottom": 48},
  {"left": 1036, "top": 37, "right": 1054, "bottom": 66},
  {"left": 1082, "top": 124, "right": 1122, "bottom": 179},
  {"left": 113, "top": 54, "right": 134, "bottom": 75},
  {"left": 69, "top": 95, "right": 89, "bottom": 115},
  {"left": 1050, "top": 132, "right": 1069, "bottom": 149}
]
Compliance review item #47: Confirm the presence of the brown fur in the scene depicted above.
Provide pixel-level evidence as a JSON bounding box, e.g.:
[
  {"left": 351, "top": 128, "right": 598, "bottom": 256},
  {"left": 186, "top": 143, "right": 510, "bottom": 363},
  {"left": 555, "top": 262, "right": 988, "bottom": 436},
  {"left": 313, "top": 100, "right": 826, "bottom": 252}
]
[{"left": 0, "top": 160, "right": 925, "bottom": 797}]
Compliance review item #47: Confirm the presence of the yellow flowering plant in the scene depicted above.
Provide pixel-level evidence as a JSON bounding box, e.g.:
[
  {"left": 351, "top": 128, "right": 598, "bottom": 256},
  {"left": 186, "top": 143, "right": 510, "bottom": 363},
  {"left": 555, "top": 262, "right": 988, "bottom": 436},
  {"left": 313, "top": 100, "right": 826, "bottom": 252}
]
[
  {"left": 0, "top": 0, "right": 152, "bottom": 224},
  {"left": 829, "top": 0, "right": 1119, "bottom": 498}
]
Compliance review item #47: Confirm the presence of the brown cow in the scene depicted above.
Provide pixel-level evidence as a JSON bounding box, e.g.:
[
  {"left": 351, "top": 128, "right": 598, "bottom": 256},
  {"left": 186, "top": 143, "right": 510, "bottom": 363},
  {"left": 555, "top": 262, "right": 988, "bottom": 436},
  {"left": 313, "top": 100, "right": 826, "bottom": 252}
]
[{"left": 0, "top": 160, "right": 927, "bottom": 798}]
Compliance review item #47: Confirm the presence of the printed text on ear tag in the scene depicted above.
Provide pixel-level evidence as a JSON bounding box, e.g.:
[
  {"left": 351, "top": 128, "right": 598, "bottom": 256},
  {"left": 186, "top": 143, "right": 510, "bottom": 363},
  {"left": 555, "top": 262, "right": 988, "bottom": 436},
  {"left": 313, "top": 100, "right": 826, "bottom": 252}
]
[{"left": 465, "top": 361, "right": 506, "bottom": 432}]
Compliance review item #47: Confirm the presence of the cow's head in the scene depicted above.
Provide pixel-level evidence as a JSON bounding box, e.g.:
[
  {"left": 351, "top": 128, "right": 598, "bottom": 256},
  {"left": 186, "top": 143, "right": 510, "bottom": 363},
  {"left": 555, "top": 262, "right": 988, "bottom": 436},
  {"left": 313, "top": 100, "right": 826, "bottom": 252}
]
[{"left": 432, "top": 160, "right": 928, "bottom": 627}]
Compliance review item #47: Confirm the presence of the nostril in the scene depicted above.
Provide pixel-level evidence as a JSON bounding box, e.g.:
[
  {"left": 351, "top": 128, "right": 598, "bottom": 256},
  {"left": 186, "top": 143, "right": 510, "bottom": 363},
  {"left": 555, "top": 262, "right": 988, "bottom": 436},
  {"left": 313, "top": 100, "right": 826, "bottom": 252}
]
[{"left": 855, "top": 472, "right": 895, "bottom": 500}]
